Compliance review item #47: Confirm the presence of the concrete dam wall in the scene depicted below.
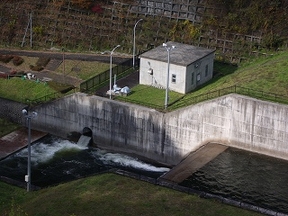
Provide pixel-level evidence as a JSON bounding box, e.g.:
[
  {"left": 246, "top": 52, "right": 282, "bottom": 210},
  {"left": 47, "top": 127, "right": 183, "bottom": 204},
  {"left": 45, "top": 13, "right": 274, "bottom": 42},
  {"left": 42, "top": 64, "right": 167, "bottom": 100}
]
[{"left": 17, "top": 93, "right": 288, "bottom": 166}]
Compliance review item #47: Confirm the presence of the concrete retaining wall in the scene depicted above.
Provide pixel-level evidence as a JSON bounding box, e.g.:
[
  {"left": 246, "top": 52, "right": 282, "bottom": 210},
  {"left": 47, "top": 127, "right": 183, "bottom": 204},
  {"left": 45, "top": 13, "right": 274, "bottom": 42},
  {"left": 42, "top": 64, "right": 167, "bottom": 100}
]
[
  {"left": 0, "top": 98, "right": 27, "bottom": 124},
  {"left": 2, "top": 93, "right": 288, "bottom": 166}
]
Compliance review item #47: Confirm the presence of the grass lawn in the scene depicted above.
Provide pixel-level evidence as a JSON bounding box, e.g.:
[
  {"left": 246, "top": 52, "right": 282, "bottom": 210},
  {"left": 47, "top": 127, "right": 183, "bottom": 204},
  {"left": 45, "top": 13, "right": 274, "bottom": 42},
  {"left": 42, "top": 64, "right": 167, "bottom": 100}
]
[
  {"left": 0, "top": 119, "right": 20, "bottom": 137},
  {"left": 117, "top": 84, "right": 184, "bottom": 109},
  {"left": 54, "top": 59, "right": 111, "bottom": 80},
  {"left": 0, "top": 173, "right": 263, "bottom": 216},
  {"left": 187, "top": 51, "right": 288, "bottom": 97},
  {"left": 0, "top": 77, "right": 55, "bottom": 103},
  {"left": 3, "top": 56, "right": 111, "bottom": 81}
]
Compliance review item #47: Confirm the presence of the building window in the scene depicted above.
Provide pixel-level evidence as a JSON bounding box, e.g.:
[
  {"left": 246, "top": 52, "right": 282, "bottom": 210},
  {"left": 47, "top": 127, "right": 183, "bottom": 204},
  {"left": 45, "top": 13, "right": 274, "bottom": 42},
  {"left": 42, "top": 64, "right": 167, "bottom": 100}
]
[
  {"left": 197, "top": 73, "right": 200, "bottom": 82},
  {"left": 205, "top": 65, "right": 208, "bottom": 77},
  {"left": 172, "top": 74, "right": 176, "bottom": 83},
  {"left": 191, "top": 72, "right": 194, "bottom": 85}
]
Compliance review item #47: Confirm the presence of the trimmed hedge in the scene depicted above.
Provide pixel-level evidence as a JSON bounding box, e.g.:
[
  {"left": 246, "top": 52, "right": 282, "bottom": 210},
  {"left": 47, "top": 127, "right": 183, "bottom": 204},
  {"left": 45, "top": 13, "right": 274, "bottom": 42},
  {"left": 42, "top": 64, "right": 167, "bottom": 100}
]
[{"left": 0, "top": 55, "right": 14, "bottom": 63}]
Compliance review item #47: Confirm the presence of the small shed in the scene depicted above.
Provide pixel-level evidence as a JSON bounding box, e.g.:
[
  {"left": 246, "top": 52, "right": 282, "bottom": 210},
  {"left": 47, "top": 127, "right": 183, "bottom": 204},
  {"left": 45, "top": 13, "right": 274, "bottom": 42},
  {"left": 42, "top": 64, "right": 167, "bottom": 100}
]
[{"left": 139, "top": 41, "right": 215, "bottom": 94}]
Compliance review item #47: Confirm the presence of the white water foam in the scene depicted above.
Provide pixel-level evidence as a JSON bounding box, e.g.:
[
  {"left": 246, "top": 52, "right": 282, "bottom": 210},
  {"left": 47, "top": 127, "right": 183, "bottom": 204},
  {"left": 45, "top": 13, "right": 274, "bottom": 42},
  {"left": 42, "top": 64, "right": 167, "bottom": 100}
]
[
  {"left": 16, "top": 138, "right": 86, "bottom": 165},
  {"left": 15, "top": 136, "right": 170, "bottom": 173},
  {"left": 92, "top": 149, "right": 170, "bottom": 172},
  {"left": 77, "top": 135, "right": 91, "bottom": 147}
]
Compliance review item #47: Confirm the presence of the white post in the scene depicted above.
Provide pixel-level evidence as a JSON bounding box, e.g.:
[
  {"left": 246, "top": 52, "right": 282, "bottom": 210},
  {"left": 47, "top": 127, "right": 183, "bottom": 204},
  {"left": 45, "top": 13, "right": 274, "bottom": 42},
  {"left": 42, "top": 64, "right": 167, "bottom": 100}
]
[
  {"left": 163, "top": 43, "right": 175, "bottom": 109},
  {"left": 27, "top": 117, "right": 31, "bottom": 192},
  {"left": 22, "top": 109, "right": 37, "bottom": 192},
  {"left": 133, "top": 19, "right": 143, "bottom": 69},
  {"left": 109, "top": 45, "right": 121, "bottom": 99}
]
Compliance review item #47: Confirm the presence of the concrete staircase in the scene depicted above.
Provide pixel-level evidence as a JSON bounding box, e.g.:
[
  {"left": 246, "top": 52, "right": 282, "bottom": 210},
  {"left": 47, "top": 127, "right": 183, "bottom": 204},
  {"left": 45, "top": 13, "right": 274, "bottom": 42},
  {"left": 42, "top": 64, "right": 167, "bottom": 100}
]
[{"left": 45, "top": 59, "right": 63, "bottom": 71}]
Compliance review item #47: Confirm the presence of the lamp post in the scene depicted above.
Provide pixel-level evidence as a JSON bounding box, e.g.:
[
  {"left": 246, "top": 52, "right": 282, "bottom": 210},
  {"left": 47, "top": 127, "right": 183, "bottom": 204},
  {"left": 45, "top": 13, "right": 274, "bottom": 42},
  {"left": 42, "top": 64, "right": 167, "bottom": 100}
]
[
  {"left": 133, "top": 19, "right": 143, "bottom": 69},
  {"left": 163, "top": 43, "right": 175, "bottom": 109},
  {"left": 109, "top": 45, "right": 121, "bottom": 99},
  {"left": 62, "top": 47, "right": 66, "bottom": 84},
  {"left": 22, "top": 109, "right": 37, "bottom": 192}
]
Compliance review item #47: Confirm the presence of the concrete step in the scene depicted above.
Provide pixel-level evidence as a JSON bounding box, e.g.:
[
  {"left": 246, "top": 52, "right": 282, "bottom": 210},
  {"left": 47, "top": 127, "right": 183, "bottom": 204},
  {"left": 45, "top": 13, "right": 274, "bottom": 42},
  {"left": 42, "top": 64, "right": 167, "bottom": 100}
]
[
  {"left": 45, "top": 59, "right": 63, "bottom": 71},
  {"left": 160, "top": 143, "right": 228, "bottom": 183}
]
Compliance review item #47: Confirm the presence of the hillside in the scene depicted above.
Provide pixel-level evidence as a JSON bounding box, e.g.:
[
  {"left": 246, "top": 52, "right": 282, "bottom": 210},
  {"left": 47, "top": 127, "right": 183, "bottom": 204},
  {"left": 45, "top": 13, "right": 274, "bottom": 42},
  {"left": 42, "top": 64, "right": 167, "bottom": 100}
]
[{"left": 0, "top": 0, "right": 287, "bottom": 64}]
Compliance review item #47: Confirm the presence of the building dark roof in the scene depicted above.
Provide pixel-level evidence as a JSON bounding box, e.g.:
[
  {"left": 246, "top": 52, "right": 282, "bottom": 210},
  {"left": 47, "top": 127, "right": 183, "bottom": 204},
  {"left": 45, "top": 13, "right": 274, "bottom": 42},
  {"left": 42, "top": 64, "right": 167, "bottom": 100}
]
[{"left": 139, "top": 41, "right": 215, "bottom": 66}]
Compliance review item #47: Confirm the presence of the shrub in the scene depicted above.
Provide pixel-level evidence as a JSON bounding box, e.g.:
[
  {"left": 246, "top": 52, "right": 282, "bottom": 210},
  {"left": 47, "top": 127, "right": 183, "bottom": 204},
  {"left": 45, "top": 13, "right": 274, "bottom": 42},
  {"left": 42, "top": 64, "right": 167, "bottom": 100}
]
[
  {"left": 12, "top": 56, "right": 24, "bottom": 66},
  {"left": 0, "top": 55, "right": 14, "bottom": 63},
  {"left": 29, "top": 57, "right": 50, "bottom": 71},
  {"left": 29, "top": 65, "right": 44, "bottom": 71},
  {"left": 36, "top": 57, "right": 50, "bottom": 67}
]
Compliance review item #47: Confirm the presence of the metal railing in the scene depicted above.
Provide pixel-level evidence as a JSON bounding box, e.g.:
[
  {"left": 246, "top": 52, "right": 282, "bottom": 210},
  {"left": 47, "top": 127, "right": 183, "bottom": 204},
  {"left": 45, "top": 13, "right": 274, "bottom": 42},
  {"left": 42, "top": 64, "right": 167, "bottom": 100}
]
[
  {"left": 80, "top": 58, "right": 133, "bottom": 93},
  {"left": 168, "top": 85, "right": 288, "bottom": 111},
  {"left": 117, "top": 85, "right": 288, "bottom": 112},
  {"left": 27, "top": 89, "right": 76, "bottom": 106}
]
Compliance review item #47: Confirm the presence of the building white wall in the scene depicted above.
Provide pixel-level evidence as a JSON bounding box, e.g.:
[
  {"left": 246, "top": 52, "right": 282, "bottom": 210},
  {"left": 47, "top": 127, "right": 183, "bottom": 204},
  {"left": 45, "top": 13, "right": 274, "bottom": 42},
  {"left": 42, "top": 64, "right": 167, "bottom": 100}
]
[
  {"left": 139, "top": 58, "right": 186, "bottom": 93},
  {"left": 140, "top": 53, "right": 214, "bottom": 94}
]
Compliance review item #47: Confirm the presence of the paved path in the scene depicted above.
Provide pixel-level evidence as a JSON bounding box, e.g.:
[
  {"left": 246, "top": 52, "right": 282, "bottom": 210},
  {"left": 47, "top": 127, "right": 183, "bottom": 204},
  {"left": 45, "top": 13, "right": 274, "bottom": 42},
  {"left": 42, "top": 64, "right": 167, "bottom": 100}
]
[
  {"left": 0, "top": 128, "right": 47, "bottom": 160},
  {"left": 95, "top": 70, "right": 139, "bottom": 96},
  {"left": 0, "top": 49, "right": 129, "bottom": 64},
  {"left": 160, "top": 143, "right": 228, "bottom": 183}
]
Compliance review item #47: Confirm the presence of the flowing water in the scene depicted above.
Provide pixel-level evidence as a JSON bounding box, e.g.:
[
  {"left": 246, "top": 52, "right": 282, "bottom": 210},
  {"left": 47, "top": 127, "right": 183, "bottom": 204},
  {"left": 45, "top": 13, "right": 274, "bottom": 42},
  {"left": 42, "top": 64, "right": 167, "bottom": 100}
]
[
  {"left": 0, "top": 135, "right": 170, "bottom": 187},
  {"left": 179, "top": 148, "right": 288, "bottom": 214},
  {"left": 1, "top": 134, "right": 288, "bottom": 214}
]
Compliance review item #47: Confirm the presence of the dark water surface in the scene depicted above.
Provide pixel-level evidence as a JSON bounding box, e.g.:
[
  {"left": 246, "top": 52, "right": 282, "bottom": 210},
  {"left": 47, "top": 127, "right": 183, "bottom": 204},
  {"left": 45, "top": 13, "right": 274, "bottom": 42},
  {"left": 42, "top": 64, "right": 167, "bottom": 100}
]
[
  {"left": 0, "top": 135, "right": 169, "bottom": 187},
  {"left": 180, "top": 148, "right": 288, "bottom": 214}
]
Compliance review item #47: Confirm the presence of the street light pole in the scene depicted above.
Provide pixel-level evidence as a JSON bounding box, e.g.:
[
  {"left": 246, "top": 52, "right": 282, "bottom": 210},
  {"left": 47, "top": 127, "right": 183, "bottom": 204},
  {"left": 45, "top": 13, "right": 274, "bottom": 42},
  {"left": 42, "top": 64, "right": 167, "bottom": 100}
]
[
  {"left": 133, "top": 19, "right": 143, "bottom": 69},
  {"left": 109, "top": 45, "right": 121, "bottom": 99},
  {"left": 163, "top": 43, "right": 175, "bottom": 110},
  {"left": 22, "top": 109, "right": 37, "bottom": 192}
]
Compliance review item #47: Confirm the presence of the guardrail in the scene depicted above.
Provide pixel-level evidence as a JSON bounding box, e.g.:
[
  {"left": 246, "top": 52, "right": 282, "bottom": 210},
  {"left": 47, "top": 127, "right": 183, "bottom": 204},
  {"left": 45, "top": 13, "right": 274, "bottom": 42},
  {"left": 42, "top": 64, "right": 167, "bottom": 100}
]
[
  {"left": 80, "top": 58, "right": 133, "bottom": 93},
  {"left": 117, "top": 85, "right": 288, "bottom": 112}
]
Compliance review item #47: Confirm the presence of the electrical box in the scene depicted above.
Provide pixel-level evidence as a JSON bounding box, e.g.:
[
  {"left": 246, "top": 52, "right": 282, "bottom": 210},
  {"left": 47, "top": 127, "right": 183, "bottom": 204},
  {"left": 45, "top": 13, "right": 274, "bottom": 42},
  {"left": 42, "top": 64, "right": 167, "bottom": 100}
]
[{"left": 148, "top": 68, "right": 153, "bottom": 75}]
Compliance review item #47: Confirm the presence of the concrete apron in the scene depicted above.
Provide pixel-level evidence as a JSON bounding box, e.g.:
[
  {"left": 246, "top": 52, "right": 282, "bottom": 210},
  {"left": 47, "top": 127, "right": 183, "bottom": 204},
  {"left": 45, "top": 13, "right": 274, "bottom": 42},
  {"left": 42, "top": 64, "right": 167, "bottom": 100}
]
[
  {"left": 0, "top": 128, "right": 47, "bottom": 160},
  {"left": 160, "top": 143, "right": 228, "bottom": 183}
]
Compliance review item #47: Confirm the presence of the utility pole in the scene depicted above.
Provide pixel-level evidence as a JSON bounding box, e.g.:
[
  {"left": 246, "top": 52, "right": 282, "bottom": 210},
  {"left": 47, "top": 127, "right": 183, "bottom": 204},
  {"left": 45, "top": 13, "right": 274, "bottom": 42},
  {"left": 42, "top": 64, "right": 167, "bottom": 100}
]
[{"left": 21, "top": 12, "right": 33, "bottom": 48}]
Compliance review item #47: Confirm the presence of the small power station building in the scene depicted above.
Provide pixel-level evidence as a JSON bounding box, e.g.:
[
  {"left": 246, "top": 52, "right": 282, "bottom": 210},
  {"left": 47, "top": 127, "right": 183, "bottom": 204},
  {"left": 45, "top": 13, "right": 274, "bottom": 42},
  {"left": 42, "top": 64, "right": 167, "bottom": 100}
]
[{"left": 139, "top": 41, "right": 215, "bottom": 94}]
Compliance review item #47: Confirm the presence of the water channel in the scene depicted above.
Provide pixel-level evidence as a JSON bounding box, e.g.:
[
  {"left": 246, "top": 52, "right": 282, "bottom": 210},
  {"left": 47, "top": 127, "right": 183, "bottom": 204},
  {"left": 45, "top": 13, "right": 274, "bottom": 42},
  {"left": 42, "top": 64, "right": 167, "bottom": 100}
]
[
  {"left": 0, "top": 135, "right": 170, "bottom": 187},
  {"left": 180, "top": 148, "right": 288, "bottom": 214},
  {"left": 0, "top": 134, "right": 288, "bottom": 214}
]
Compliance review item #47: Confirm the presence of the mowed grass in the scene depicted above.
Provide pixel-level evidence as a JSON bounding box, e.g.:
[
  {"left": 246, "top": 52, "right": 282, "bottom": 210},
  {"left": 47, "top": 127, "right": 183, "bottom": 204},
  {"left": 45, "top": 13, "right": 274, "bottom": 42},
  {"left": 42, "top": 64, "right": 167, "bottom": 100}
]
[
  {"left": 54, "top": 59, "right": 111, "bottom": 80},
  {"left": 0, "top": 119, "right": 20, "bottom": 136},
  {"left": 0, "top": 173, "right": 263, "bottom": 216},
  {"left": 0, "top": 77, "right": 55, "bottom": 102},
  {"left": 181, "top": 51, "right": 288, "bottom": 98},
  {"left": 4, "top": 56, "right": 38, "bottom": 72},
  {"left": 0, "top": 56, "right": 111, "bottom": 102},
  {"left": 121, "top": 84, "right": 184, "bottom": 108}
]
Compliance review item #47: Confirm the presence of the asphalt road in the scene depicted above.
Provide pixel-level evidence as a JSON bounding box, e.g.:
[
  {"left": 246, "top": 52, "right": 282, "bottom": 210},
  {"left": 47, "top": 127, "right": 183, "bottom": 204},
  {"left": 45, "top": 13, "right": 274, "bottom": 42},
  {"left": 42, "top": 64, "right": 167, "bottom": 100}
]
[{"left": 0, "top": 48, "right": 130, "bottom": 64}]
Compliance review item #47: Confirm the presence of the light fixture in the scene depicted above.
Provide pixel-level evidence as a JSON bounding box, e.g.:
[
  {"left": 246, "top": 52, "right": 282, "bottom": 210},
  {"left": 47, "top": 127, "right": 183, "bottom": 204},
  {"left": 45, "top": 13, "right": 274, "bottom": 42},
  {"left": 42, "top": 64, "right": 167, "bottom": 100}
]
[
  {"left": 22, "top": 108, "right": 38, "bottom": 192},
  {"left": 163, "top": 43, "right": 176, "bottom": 109}
]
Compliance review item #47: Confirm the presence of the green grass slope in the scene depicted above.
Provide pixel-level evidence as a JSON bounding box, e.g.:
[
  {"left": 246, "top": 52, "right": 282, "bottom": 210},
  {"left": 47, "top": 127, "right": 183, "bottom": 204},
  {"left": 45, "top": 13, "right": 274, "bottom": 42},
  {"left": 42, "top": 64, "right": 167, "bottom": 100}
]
[
  {"left": 0, "top": 173, "right": 263, "bottom": 216},
  {"left": 119, "top": 51, "right": 288, "bottom": 110},
  {"left": 192, "top": 51, "right": 288, "bottom": 96}
]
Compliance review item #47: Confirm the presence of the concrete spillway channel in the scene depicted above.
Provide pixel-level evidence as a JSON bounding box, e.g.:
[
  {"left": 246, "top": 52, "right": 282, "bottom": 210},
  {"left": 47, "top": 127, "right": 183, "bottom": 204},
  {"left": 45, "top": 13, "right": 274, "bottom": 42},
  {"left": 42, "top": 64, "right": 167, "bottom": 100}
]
[{"left": 160, "top": 143, "right": 228, "bottom": 183}]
